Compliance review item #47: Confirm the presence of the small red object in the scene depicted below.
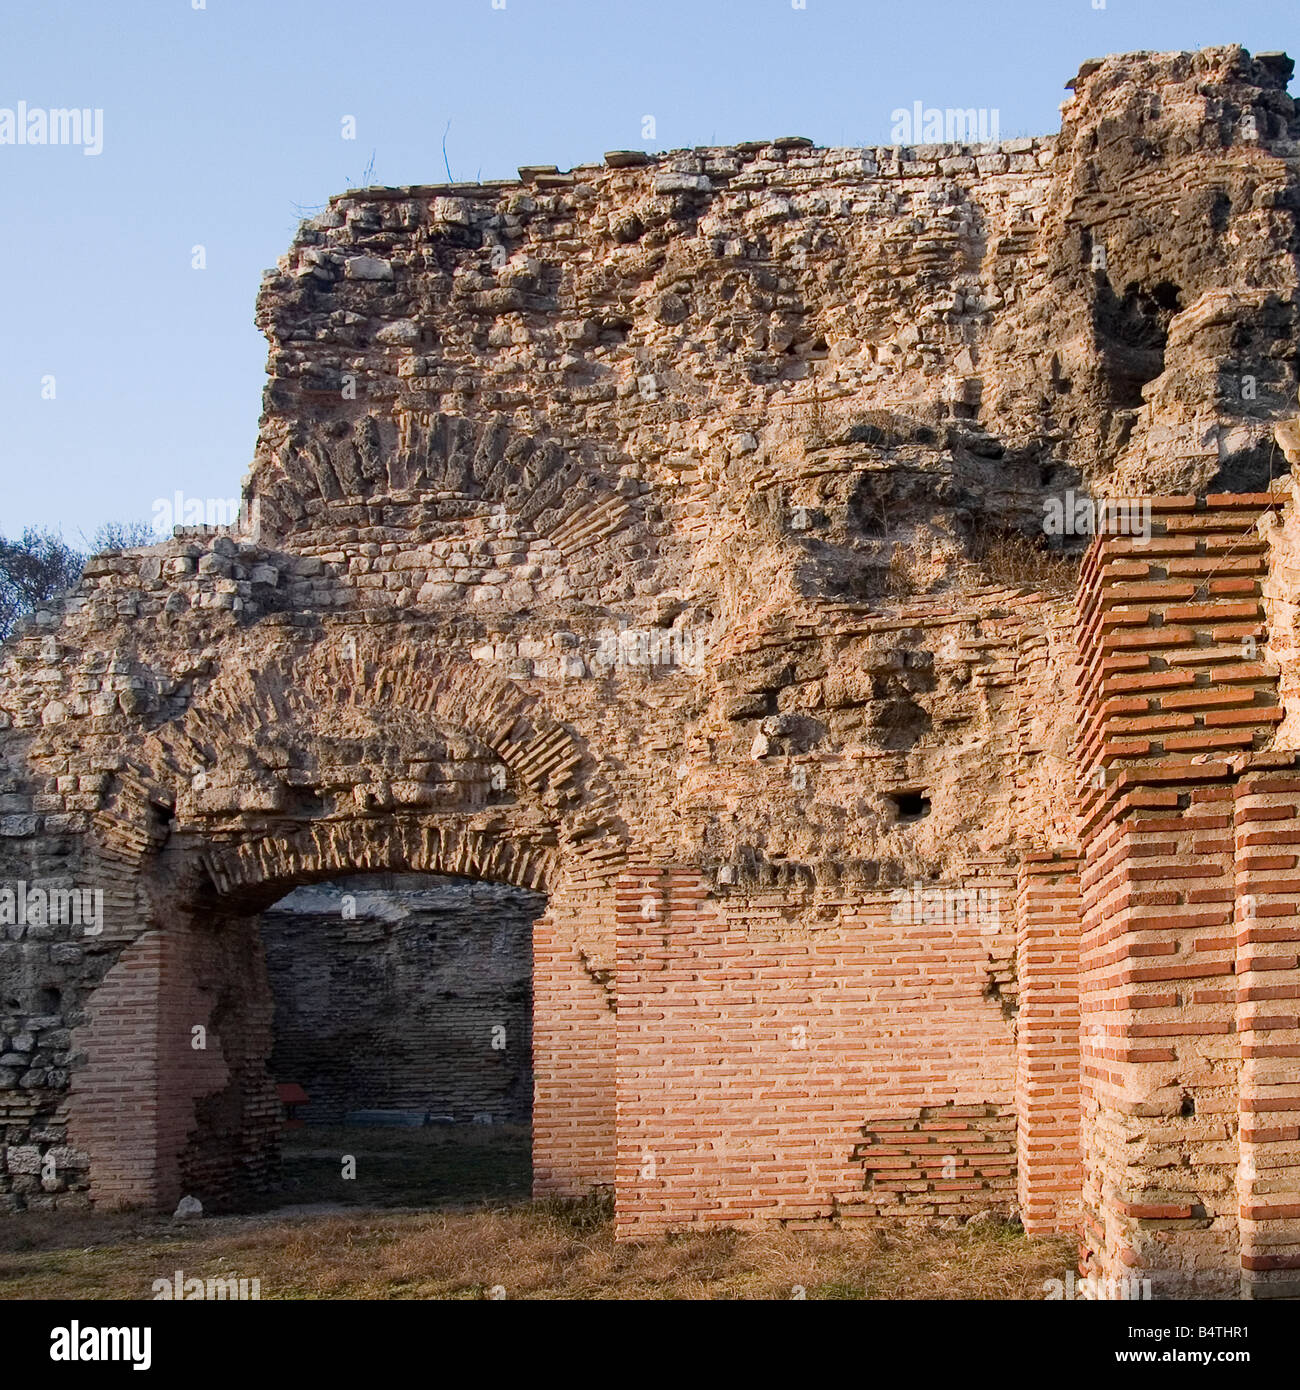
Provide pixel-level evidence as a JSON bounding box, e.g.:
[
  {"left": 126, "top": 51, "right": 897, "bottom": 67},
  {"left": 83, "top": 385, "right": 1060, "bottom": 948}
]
[{"left": 277, "top": 1082, "right": 309, "bottom": 1129}]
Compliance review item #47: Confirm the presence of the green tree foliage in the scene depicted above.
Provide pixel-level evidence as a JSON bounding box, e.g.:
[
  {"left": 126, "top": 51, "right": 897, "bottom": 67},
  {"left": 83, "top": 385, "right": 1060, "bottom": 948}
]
[
  {"left": 0, "top": 520, "right": 154, "bottom": 643},
  {"left": 0, "top": 529, "right": 85, "bottom": 643}
]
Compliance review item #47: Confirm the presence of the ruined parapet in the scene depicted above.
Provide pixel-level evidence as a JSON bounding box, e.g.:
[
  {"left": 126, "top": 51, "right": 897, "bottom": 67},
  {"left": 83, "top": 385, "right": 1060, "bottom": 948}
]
[{"left": 987, "top": 47, "right": 1300, "bottom": 501}]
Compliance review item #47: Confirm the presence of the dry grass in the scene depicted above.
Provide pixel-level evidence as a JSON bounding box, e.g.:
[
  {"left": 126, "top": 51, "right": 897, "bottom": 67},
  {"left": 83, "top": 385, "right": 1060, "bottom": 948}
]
[
  {"left": 885, "top": 542, "right": 925, "bottom": 597},
  {"left": 0, "top": 1205, "right": 1072, "bottom": 1301},
  {"left": 969, "top": 525, "right": 1079, "bottom": 594},
  {"left": 0, "top": 1126, "right": 1073, "bottom": 1299}
]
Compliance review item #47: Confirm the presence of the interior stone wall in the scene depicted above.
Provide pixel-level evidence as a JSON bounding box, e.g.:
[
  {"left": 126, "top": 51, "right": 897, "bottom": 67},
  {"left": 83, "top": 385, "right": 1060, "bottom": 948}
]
[{"left": 261, "top": 874, "right": 540, "bottom": 1125}]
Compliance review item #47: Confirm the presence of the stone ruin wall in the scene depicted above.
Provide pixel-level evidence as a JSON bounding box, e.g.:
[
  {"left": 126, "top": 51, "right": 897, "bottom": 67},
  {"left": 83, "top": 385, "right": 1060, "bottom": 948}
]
[
  {"left": 0, "top": 44, "right": 1299, "bottom": 1296},
  {"left": 262, "top": 874, "right": 538, "bottom": 1125}
]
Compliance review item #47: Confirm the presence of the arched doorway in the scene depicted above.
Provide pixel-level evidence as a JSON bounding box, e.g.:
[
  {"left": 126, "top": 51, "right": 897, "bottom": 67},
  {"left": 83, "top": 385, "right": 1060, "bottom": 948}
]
[{"left": 63, "top": 639, "right": 624, "bottom": 1213}]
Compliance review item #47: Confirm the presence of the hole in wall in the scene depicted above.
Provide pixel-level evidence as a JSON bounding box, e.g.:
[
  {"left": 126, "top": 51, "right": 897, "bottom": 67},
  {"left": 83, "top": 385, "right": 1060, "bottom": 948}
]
[
  {"left": 1093, "top": 279, "right": 1182, "bottom": 409},
  {"left": 1149, "top": 281, "right": 1182, "bottom": 313},
  {"left": 889, "top": 790, "right": 931, "bottom": 821},
  {"left": 1179, "top": 1092, "right": 1195, "bottom": 1118}
]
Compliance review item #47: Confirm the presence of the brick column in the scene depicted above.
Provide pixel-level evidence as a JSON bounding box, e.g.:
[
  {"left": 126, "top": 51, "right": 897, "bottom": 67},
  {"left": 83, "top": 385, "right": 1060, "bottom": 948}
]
[
  {"left": 531, "top": 869, "right": 618, "bottom": 1196},
  {"left": 69, "top": 923, "right": 229, "bottom": 1209},
  {"left": 68, "top": 930, "right": 170, "bottom": 1207},
  {"left": 1015, "top": 850, "right": 1082, "bottom": 1234},
  {"left": 1075, "top": 494, "right": 1280, "bottom": 1295},
  {"left": 1078, "top": 772, "right": 1239, "bottom": 1293},
  {"left": 1234, "top": 753, "right": 1300, "bottom": 1298},
  {"left": 613, "top": 865, "right": 722, "bottom": 1239}
]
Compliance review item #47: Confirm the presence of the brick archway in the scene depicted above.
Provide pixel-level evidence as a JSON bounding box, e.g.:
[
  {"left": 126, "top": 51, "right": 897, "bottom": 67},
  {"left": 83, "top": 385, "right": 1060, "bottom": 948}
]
[
  {"left": 65, "top": 648, "right": 624, "bottom": 1211},
  {"left": 201, "top": 820, "right": 558, "bottom": 905}
]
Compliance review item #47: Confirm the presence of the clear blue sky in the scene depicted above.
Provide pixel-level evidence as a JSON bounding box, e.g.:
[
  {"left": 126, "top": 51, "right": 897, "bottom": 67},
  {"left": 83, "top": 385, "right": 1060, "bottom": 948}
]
[{"left": 1, "top": 0, "right": 1296, "bottom": 543}]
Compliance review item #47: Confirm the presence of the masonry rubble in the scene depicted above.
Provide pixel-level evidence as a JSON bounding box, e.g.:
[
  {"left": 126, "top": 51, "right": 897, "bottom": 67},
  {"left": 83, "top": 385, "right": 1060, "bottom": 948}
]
[{"left": 1, "top": 45, "right": 1299, "bottom": 1298}]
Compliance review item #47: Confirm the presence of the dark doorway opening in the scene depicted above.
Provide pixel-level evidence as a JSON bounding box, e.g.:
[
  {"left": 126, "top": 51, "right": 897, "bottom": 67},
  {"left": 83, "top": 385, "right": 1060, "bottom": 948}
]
[{"left": 257, "top": 872, "right": 543, "bottom": 1211}]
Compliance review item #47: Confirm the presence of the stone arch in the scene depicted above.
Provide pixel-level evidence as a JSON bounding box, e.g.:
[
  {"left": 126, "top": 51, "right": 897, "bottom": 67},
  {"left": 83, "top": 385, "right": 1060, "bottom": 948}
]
[
  {"left": 201, "top": 820, "right": 556, "bottom": 907},
  {"left": 249, "top": 410, "right": 640, "bottom": 575},
  {"left": 63, "top": 638, "right": 624, "bottom": 1211},
  {"left": 85, "top": 635, "right": 627, "bottom": 882}
]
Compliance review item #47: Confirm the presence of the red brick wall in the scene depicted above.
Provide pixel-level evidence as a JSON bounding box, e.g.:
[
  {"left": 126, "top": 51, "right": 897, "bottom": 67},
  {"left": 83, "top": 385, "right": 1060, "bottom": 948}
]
[
  {"left": 852, "top": 1104, "right": 1016, "bottom": 1219},
  {"left": 1233, "top": 755, "right": 1300, "bottom": 1298},
  {"left": 613, "top": 864, "right": 1019, "bottom": 1237},
  {"left": 531, "top": 870, "right": 618, "bottom": 1195},
  {"left": 68, "top": 924, "right": 232, "bottom": 1209},
  {"left": 1015, "top": 851, "right": 1081, "bottom": 1235}
]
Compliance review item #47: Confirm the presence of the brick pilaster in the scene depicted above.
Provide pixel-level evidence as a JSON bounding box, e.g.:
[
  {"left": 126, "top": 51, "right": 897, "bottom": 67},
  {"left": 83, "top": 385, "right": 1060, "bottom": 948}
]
[
  {"left": 1233, "top": 754, "right": 1300, "bottom": 1298},
  {"left": 1076, "top": 495, "right": 1280, "bottom": 1295},
  {"left": 1016, "top": 850, "right": 1082, "bottom": 1234},
  {"left": 531, "top": 871, "right": 618, "bottom": 1196}
]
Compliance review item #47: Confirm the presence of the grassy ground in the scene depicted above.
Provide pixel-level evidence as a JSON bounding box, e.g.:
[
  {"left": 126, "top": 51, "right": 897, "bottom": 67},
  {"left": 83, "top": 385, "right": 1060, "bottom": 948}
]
[
  {"left": 241, "top": 1121, "right": 533, "bottom": 1211},
  {"left": 0, "top": 1126, "right": 1074, "bottom": 1300}
]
